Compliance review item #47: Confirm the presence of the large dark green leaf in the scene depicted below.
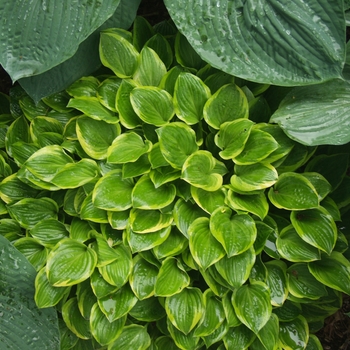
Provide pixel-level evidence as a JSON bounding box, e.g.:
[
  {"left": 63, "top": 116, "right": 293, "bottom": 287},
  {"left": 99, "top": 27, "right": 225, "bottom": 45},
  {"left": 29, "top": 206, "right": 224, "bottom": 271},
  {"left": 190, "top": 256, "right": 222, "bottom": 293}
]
[
  {"left": 164, "top": 0, "right": 345, "bottom": 85},
  {"left": 270, "top": 80, "right": 350, "bottom": 146},
  {"left": 0, "top": 235, "right": 60, "bottom": 349}
]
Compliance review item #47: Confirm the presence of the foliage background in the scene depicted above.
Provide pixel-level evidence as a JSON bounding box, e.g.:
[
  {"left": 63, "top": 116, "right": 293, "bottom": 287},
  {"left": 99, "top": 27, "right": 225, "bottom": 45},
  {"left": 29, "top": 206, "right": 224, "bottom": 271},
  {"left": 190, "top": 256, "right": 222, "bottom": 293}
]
[{"left": 0, "top": 0, "right": 349, "bottom": 349}]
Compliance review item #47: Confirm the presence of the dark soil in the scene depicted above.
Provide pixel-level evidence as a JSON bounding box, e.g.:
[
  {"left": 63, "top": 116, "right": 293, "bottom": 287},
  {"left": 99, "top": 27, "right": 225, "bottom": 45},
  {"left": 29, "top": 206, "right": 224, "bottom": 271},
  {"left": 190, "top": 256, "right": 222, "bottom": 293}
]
[{"left": 0, "top": 1, "right": 350, "bottom": 349}]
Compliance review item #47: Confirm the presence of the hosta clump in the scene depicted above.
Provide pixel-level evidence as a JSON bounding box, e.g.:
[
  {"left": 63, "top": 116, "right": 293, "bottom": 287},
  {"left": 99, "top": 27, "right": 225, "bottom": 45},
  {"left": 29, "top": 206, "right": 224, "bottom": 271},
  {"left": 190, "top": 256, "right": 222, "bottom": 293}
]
[{"left": 0, "top": 17, "right": 349, "bottom": 350}]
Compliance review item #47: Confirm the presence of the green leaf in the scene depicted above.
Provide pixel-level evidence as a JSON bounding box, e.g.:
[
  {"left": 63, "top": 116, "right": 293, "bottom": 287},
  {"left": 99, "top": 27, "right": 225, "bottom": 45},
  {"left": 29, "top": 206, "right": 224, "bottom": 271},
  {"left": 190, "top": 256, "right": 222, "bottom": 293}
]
[
  {"left": 133, "top": 47, "right": 167, "bottom": 86},
  {"left": 90, "top": 270, "right": 118, "bottom": 299},
  {"left": 129, "top": 297, "right": 166, "bottom": 322},
  {"left": 156, "top": 122, "right": 199, "bottom": 169},
  {"left": 5, "top": 116, "right": 30, "bottom": 158},
  {"left": 129, "top": 208, "right": 173, "bottom": 233},
  {"left": 122, "top": 153, "right": 151, "bottom": 179},
  {"left": 98, "top": 244, "right": 133, "bottom": 288},
  {"left": 107, "top": 131, "right": 152, "bottom": 164},
  {"left": 188, "top": 217, "right": 226, "bottom": 270},
  {"left": 76, "top": 116, "right": 120, "bottom": 160},
  {"left": 232, "top": 129, "right": 279, "bottom": 165},
  {"left": 46, "top": 238, "right": 97, "bottom": 287},
  {"left": 214, "top": 119, "right": 254, "bottom": 160},
  {"left": 0, "top": 235, "right": 60, "bottom": 349},
  {"left": 98, "top": 284, "right": 138, "bottom": 322},
  {"left": 182, "top": 150, "right": 227, "bottom": 191},
  {"left": 279, "top": 315, "right": 309, "bottom": 350},
  {"left": 100, "top": 31, "right": 139, "bottom": 78},
  {"left": 173, "top": 72, "right": 211, "bottom": 125},
  {"left": 194, "top": 290, "right": 226, "bottom": 337},
  {"left": 191, "top": 186, "right": 226, "bottom": 214},
  {"left": 92, "top": 169, "right": 134, "bottom": 211},
  {"left": 230, "top": 163, "right": 278, "bottom": 192},
  {"left": 268, "top": 172, "right": 319, "bottom": 210},
  {"left": 299, "top": 172, "right": 332, "bottom": 201},
  {"left": 210, "top": 207, "right": 256, "bottom": 257},
  {"left": 130, "top": 86, "right": 174, "bottom": 126},
  {"left": 232, "top": 281, "right": 272, "bottom": 334},
  {"left": 108, "top": 324, "right": 151, "bottom": 350},
  {"left": 90, "top": 303, "right": 126, "bottom": 346},
  {"left": 290, "top": 207, "right": 337, "bottom": 254},
  {"left": 306, "top": 334, "right": 324, "bottom": 350},
  {"left": 164, "top": 0, "right": 344, "bottom": 85},
  {"left": 154, "top": 257, "right": 190, "bottom": 297},
  {"left": 132, "top": 174, "right": 176, "bottom": 209},
  {"left": 287, "top": 263, "right": 328, "bottom": 300},
  {"left": 256, "top": 314, "right": 280, "bottom": 350},
  {"left": 204, "top": 83, "right": 248, "bottom": 129},
  {"left": 7, "top": 197, "right": 58, "bottom": 229},
  {"left": 265, "top": 261, "right": 288, "bottom": 307},
  {"left": 271, "top": 80, "right": 350, "bottom": 146},
  {"left": 223, "top": 324, "right": 256, "bottom": 350},
  {"left": 153, "top": 227, "right": 188, "bottom": 259},
  {"left": 276, "top": 225, "right": 321, "bottom": 262},
  {"left": 145, "top": 33, "right": 174, "bottom": 69},
  {"left": 165, "top": 287, "right": 204, "bottom": 334},
  {"left": 68, "top": 97, "right": 118, "bottom": 124},
  {"left": 215, "top": 246, "right": 256, "bottom": 288},
  {"left": 66, "top": 76, "right": 100, "bottom": 98},
  {"left": 226, "top": 190, "right": 269, "bottom": 220},
  {"left": 202, "top": 321, "right": 229, "bottom": 348},
  {"left": 308, "top": 251, "right": 350, "bottom": 295},
  {"left": 129, "top": 256, "right": 159, "bottom": 299},
  {"left": 80, "top": 192, "right": 109, "bottom": 223},
  {"left": 222, "top": 292, "right": 242, "bottom": 327},
  {"left": 97, "top": 77, "right": 122, "bottom": 112}
]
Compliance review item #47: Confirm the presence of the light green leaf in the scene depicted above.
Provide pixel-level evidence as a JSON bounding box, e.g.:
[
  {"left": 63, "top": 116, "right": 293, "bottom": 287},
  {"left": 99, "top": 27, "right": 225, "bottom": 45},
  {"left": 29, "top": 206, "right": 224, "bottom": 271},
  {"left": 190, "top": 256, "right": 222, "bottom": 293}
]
[
  {"left": 46, "top": 238, "right": 97, "bottom": 287},
  {"left": 100, "top": 31, "right": 139, "bottom": 78},
  {"left": 210, "top": 207, "right": 256, "bottom": 257},
  {"left": 76, "top": 116, "right": 120, "bottom": 159},
  {"left": 214, "top": 119, "right": 254, "bottom": 160},
  {"left": 271, "top": 79, "right": 350, "bottom": 146},
  {"left": 90, "top": 270, "right": 118, "bottom": 299},
  {"left": 164, "top": 0, "right": 344, "bottom": 85},
  {"left": 97, "top": 76, "right": 122, "bottom": 112},
  {"left": 92, "top": 236, "right": 119, "bottom": 267},
  {"left": 156, "top": 122, "right": 199, "bottom": 169},
  {"left": 173, "top": 72, "right": 211, "bottom": 125},
  {"left": 133, "top": 46, "right": 167, "bottom": 86},
  {"left": 80, "top": 192, "right": 109, "bottom": 223},
  {"left": 276, "top": 225, "right": 321, "bottom": 262},
  {"left": 191, "top": 186, "right": 226, "bottom": 214},
  {"left": 268, "top": 172, "right": 319, "bottom": 210},
  {"left": 92, "top": 169, "right": 134, "bottom": 211},
  {"left": 154, "top": 257, "right": 190, "bottom": 297},
  {"left": 122, "top": 153, "right": 151, "bottom": 179},
  {"left": 287, "top": 263, "right": 328, "bottom": 300},
  {"left": 98, "top": 284, "right": 138, "bottom": 322},
  {"left": 7, "top": 197, "right": 58, "bottom": 229},
  {"left": 291, "top": 207, "right": 337, "bottom": 254},
  {"left": 215, "top": 246, "right": 256, "bottom": 288},
  {"left": 232, "top": 281, "right": 272, "bottom": 334},
  {"left": 182, "top": 150, "right": 227, "bottom": 191},
  {"left": 90, "top": 303, "right": 126, "bottom": 346},
  {"left": 230, "top": 163, "right": 278, "bottom": 192},
  {"left": 107, "top": 131, "right": 152, "bottom": 164},
  {"left": 279, "top": 316, "right": 309, "bottom": 350},
  {"left": 132, "top": 174, "right": 176, "bottom": 209},
  {"left": 108, "top": 324, "right": 151, "bottom": 350},
  {"left": 130, "top": 86, "right": 174, "bottom": 127},
  {"left": 165, "top": 287, "right": 204, "bottom": 334},
  {"left": 5, "top": 116, "right": 30, "bottom": 158},
  {"left": 188, "top": 217, "right": 226, "bottom": 270},
  {"left": 308, "top": 251, "right": 350, "bottom": 295},
  {"left": 129, "top": 208, "right": 173, "bottom": 233},
  {"left": 204, "top": 83, "right": 248, "bottom": 129}
]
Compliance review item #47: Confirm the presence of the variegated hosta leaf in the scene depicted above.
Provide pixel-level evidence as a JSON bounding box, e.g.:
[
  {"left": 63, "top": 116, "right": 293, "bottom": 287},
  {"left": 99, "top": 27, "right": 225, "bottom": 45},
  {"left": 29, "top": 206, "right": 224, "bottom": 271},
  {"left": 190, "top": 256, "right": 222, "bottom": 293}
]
[
  {"left": 92, "top": 236, "right": 119, "bottom": 268},
  {"left": 129, "top": 208, "right": 173, "bottom": 233},
  {"left": 265, "top": 260, "right": 288, "bottom": 307},
  {"left": 210, "top": 206, "right": 256, "bottom": 257},
  {"left": 46, "top": 238, "right": 97, "bottom": 287},
  {"left": 90, "top": 270, "right": 118, "bottom": 299},
  {"left": 98, "top": 283, "right": 138, "bottom": 322},
  {"left": 154, "top": 257, "right": 190, "bottom": 297},
  {"left": 156, "top": 121, "right": 199, "bottom": 169},
  {"left": 108, "top": 324, "right": 151, "bottom": 350},
  {"left": 232, "top": 281, "right": 272, "bottom": 334},
  {"left": 165, "top": 287, "right": 204, "bottom": 334},
  {"left": 279, "top": 315, "right": 309, "bottom": 350},
  {"left": 202, "top": 321, "right": 229, "bottom": 348},
  {"left": 223, "top": 324, "right": 256, "bottom": 350},
  {"left": 182, "top": 150, "right": 227, "bottom": 191},
  {"left": 97, "top": 76, "right": 122, "bottom": 112},
  {"left": 173, "top": 72, "right": 211, "bottom": 125},
  {"left": 166, "top": 319, "right": 201, "bottom": 350},
  {"left": 129, "top": 297, "right": 166, "bottom": 322},
  {"left": 191, "top": 186, "right": 226, "bottom": 214},
  {"left": 290, "top": 206, "right": 337, "bottom": 255},
  {"left": 188, "top": 217, "right": 226, "bottom": 270},
  {"left": 90, "top": 303, "right": 126, "bottom": 346},
  {"left": 257, "top": 314, "right": 280, "bottom": 350}
]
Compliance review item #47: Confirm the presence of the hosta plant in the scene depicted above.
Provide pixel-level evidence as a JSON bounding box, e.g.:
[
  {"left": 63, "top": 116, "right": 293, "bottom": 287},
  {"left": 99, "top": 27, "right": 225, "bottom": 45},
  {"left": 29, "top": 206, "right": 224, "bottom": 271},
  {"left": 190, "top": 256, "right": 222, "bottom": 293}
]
[{"left": 0, "top": 17, "right": 350, "bottom": 350}]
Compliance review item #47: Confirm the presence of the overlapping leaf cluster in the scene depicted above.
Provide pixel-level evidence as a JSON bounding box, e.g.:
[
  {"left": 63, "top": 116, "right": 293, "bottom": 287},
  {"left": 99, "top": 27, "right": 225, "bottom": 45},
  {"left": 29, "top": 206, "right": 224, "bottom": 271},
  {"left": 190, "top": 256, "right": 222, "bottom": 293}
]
[{"left": 0, "top": 17, "right": 350, "bottom": 350}]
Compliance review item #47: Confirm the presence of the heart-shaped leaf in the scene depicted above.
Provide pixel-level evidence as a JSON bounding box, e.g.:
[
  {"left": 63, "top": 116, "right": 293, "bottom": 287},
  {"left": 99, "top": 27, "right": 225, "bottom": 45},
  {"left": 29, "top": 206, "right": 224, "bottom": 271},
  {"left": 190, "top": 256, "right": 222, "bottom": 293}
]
[
  {"left": 129, "top": 208, "right": 173, "bottom": 233},
  {"left": 232, "top": 281, "right": 272, "bottom": 334},
  {"left": 182, "top": 150, "right": 227, "bottom": 191},
  {"left": 210, "top": 207, "right": 256, "bottom": 257},
  {"left": 191, "top": 186, "right": 226, "bottom": 214},
  {"left": 165, "top": 287, "right": 204, "bottom": 334},
  {"left": 290, "top": 207, "right": 337, "bottom": 254},
  {"left": 188, "top": 217, "right": 226, "bottom": 270}
]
